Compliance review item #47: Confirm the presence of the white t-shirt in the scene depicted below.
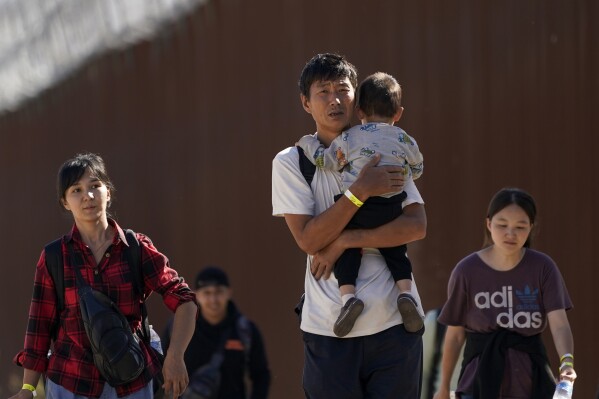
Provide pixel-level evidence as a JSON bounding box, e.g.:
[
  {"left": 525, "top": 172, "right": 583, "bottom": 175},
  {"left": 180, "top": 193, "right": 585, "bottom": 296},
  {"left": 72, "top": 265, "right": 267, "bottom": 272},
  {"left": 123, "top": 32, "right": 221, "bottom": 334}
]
[{"left": 272, "top": 145, "right": 425, "bottom": 337}]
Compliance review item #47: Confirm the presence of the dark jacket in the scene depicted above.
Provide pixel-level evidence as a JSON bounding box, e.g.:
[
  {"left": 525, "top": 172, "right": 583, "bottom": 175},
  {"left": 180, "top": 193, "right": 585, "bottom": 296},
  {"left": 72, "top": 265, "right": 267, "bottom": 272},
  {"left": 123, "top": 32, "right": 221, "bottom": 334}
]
[
  {"left": 163, "top": 301, "right": 270, "bottom": 399},
  {"left": 462, "top": 329, "right": 555, "bottom": 399}
]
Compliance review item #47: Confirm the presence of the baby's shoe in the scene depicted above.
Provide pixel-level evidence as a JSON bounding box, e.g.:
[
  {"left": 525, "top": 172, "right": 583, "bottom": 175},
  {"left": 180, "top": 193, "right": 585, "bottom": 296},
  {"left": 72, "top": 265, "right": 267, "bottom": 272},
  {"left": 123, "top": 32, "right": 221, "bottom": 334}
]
[
  {"left": 333, "top": 297, "right": 364, "bottom": 337},
  {"left": 397, "top": 293, "right": 424, "bottom": 333}
]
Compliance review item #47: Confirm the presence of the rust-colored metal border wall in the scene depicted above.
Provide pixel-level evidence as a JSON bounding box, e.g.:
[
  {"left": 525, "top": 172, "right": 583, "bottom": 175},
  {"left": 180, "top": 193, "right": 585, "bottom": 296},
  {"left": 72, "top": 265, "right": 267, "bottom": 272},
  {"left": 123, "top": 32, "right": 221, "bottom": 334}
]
[{"left": 1, "top": 1, "right": 597, "bottom": 397}]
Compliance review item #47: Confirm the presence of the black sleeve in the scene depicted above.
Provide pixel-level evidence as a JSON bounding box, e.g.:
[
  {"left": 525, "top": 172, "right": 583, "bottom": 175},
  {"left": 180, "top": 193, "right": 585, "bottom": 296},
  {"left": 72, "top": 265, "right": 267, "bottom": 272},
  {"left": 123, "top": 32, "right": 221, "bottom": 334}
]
[{"left": 248, "top": 322, "right": 271, "bottom": 399}]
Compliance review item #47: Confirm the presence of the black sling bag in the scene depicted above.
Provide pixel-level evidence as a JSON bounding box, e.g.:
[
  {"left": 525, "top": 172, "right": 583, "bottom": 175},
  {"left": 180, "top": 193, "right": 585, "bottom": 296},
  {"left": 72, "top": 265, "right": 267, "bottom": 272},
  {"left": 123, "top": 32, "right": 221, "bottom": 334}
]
[
  {"left": 45, "top": 230, "right": 164, "bottom": 395},
  {"left": 68, "top": 242, "right": 145, "bottom": 386}
]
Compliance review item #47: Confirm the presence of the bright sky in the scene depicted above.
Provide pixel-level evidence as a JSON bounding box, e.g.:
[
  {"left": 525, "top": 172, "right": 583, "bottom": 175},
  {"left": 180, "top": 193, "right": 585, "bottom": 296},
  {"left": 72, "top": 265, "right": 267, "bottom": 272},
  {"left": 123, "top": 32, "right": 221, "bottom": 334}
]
[{"left": 0, "top": 0, "right": 205, "bottom": 114}]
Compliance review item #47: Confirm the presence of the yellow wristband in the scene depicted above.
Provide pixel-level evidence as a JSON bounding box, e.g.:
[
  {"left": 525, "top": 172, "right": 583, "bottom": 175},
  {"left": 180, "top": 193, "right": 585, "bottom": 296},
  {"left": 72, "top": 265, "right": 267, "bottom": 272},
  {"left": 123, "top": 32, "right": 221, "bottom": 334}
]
[
  {"left": 344, "top": 190, "right": 363, "bottom": 208},
  {"left": 560, "top": 353, "right": 574, "bottom": 363},
  {"left": 22, "top": 384, "right": 37, "bottom": 397}
]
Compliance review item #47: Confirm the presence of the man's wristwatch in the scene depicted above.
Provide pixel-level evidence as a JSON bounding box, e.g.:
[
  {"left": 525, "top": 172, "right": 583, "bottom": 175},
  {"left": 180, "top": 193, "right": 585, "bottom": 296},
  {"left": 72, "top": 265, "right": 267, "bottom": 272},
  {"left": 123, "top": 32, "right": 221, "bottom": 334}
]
[{"left": 22, "top": 384, "right": 37, "bottom": 397}]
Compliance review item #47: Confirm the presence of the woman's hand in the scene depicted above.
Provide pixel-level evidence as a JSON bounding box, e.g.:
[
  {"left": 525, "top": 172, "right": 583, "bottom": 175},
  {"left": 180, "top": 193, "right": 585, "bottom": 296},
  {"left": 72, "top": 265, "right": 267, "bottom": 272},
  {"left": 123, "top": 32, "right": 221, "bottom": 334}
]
[
  {"left": 9, "top": 370, "right": 40, "bottom": 399},
  {"left": 432, "top": 386, "right": 451, "bottom": 399},
  {"left": 162, "top": 350, "right": 189, "bottom": 398},
  {"left": 559, "top": 364, "right": 577, "bottom": 382},
  {"left": 161, "top": 301, "right": 196, "bottom": 398},
  {"left": 8, "top": 389, "right": 35, "bottom": 399}
]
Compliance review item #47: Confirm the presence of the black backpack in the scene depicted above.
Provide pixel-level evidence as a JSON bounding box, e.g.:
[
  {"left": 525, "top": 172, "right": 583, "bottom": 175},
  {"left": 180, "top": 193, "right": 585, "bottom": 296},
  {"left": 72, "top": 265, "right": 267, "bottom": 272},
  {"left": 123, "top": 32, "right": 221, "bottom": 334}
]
[
  {"left": 183, "top": 315, "right": 253, "bottom": 399},
  {"left": 45, "top": 230, "right": 164, "bottom": 392}
]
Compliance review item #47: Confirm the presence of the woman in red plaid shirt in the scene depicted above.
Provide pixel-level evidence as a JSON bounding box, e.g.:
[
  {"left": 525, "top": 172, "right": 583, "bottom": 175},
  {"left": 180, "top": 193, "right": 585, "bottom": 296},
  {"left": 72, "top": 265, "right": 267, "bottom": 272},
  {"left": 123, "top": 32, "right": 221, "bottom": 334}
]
[{"left": 10, "top": 153, "right": 198, "bottom": 399}]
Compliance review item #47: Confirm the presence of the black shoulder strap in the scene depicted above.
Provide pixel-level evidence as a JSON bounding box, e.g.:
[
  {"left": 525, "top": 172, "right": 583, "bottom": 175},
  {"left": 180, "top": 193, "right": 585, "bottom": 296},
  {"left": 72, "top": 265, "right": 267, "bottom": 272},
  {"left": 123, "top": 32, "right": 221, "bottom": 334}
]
[
  {"left": 124, "top": 229, "right": 152, "bottom": 342},
  {"left": 45, "top": 238, "right": 65, "bottom": 339},
  {"left": 295, "top": 146, "right": 315, "bottom": 332},
  {"left": 236, "top": 315, "right": 252, "bottom": 359},
  {"left": 296, "top": 146, "right": 316, "bottom": 186},
  {"left": 123, "top": 230, "right": 145, "bottom": 317},
  {"left": 124, "top": 229, "right": 143, "bottom": 297}
]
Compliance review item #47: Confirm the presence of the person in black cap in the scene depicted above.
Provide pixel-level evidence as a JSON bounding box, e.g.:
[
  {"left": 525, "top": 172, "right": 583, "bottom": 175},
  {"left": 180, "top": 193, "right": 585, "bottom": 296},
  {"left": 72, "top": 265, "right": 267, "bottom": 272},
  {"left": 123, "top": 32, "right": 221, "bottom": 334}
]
[{"left": 162, "top": 266, "right": 271, "bottom": 399}]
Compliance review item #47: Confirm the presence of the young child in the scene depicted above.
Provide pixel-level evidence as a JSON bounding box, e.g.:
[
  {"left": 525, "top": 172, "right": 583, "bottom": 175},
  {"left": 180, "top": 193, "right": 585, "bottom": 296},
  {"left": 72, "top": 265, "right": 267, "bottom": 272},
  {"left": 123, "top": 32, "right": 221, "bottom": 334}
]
[{"left": 297, "top": 71, "right": 424, "bottom": 337}]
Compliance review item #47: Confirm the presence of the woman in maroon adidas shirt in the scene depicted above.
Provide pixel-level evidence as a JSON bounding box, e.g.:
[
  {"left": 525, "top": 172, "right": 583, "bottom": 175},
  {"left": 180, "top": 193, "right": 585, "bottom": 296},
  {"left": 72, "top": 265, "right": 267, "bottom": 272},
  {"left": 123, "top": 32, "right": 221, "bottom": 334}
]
[
  {"left": 434, "top": 188, "right": 576, "bottom": 399},
  {"left": 10, "top": 153, "right": 197, "bottom": 399}
]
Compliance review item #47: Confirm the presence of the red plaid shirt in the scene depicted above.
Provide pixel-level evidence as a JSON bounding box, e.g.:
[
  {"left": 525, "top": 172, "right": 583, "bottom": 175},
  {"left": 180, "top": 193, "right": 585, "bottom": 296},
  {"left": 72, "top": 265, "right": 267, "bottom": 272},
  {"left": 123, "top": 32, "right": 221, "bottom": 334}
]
[{"left": 14, "top": 220, "right": 196, "bottom": 397}]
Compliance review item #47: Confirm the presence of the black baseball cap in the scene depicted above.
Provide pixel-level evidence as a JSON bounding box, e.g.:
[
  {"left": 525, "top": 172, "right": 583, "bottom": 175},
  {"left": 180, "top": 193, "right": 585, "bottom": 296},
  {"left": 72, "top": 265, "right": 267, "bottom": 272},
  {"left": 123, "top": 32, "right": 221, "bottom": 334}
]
[{"left": 195, "top": 266, "right": 230, "bottom": 289}]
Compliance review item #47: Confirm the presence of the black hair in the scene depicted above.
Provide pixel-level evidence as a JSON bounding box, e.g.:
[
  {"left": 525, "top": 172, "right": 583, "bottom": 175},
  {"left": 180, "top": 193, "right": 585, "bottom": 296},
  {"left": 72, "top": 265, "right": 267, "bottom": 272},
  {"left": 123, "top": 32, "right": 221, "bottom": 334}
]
[
  {"left": 356, "top": 72, "right": 402, "bottom": 118},
  {"left": 483, "top": 187, "right": 537, "bottom": 248},
  {"left": 298, "top": 53, "right": 358, "bottom": 98},
  {"left": 57, "top": 153, "right": 115, "bottom": 211},
  {"left": 195, "top": 266, "right": 230, "bottom": 289}
]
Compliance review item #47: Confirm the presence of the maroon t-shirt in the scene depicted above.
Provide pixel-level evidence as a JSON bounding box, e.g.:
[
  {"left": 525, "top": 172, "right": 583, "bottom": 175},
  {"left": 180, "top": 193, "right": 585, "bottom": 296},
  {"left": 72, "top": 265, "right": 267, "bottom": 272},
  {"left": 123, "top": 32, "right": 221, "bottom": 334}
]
[{"left": 438, "top": 249, "right": 572, "bottom": 398}]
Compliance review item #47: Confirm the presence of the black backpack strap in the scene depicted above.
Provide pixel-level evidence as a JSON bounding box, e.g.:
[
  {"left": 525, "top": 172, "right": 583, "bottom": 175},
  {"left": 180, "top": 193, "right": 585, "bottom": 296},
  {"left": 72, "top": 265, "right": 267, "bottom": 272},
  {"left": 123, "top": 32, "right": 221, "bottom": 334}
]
[
  {"left": 124, "top": 229, "right": 151, "bottom": 342},
  {"left": 237, "top": 315, "right": 252, "bottom": 358},
  {"left": 296, "top": 146, "right": 316, "bottom": 186},
  {"left": 234, "top": 315, "right": 252, "bottom": 374},
  {"left": 124, "top": 229, "right": 166, "bottom": 397},
  {"left": 124, "top": 229, "right": 143, "bottom": 297},
  {"left": 44, "top": 238, "right": 64, "bottom": 340},
  {"left": 295, "top": 147, "right": 315, "bottom": 322}
]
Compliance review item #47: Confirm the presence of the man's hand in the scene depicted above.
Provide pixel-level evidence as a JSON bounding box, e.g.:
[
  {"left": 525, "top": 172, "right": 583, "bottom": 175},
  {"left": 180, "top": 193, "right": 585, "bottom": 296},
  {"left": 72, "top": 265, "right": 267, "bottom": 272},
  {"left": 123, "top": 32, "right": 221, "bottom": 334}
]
[
  {"left": 162, "top": 351, "right": 189, "bottom": 398},
  {"left": 350, "top": 154, "right": 406, "bottom": 201},
  {"left": 310, "top": 237, "right": 346, "bottom": 280}
]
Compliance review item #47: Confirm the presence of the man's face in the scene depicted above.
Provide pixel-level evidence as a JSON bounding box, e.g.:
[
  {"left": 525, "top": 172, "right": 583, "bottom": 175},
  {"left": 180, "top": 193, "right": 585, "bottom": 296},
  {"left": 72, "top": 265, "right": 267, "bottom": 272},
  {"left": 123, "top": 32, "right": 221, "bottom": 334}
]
[
  {"left": 196, "top": 285, "right": 231, "bottom": 321},
  {"left": 301, "top": 77, "right": 355, "bottom": 138}
]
